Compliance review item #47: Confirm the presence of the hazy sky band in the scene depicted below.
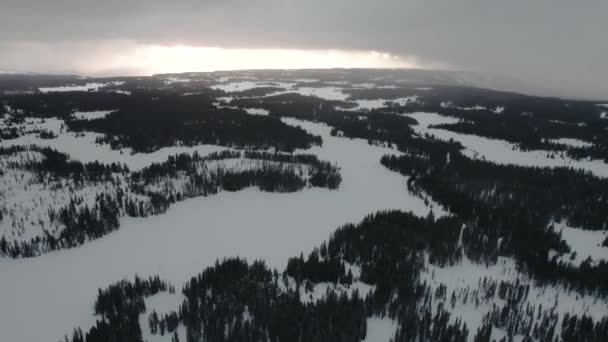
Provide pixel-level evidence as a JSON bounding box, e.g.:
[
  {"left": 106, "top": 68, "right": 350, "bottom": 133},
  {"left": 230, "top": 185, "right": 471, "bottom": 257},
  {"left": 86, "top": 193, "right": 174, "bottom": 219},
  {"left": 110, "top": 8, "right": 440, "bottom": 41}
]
[{"left": 1, "top": 0, "right": 606, "bottom": 99}]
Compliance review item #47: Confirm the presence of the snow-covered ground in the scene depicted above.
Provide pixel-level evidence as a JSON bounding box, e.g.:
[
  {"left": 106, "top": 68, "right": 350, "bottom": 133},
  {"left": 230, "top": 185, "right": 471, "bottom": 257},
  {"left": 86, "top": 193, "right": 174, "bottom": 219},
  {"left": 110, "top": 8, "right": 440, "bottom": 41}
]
[
  {"left": 268, "top": 86, "right": 350, "bottom": 101},
  {"left": 210, "top": 80, "right": 295, "bottom": 92},
  {"left": 0, "top": 117, "right": 445, "bottom": 342},
  {"left": 363, "top": 317, "right": 399, "bottom": 342},
  {"left": 243, "top": 107, "right": 269, "bottom": 116},
  {"left": 338, "top": 96, "right": 418, "bottom": 111},
  {"left": 549, "top": 137, "right": 593, "bottom": 148},
  {"left": 39, "top": 82, "right": 124, "bottom": 93},
  {"left": 0, "top": 117, "right": 229, "bottom": 171},
  {"left": 406, "top": 112, "right": 608, "bottom": 178},
  {"left": 420, "top": 253, "right": 608, "bottom": 341},
  {"left": 72, "top": 110, "right": 116, "bottom": 120},
  {"left": 549, "top": 221, "right": 608, "bottom": 267}
]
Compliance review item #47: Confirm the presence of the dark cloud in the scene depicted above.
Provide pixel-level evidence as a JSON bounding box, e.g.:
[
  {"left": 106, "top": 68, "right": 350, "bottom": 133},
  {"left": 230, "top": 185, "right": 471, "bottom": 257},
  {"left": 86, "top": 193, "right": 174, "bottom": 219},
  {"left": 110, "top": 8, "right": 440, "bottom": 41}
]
[{"left": 1, "top": 0, "right": 607, "bottom": 99}]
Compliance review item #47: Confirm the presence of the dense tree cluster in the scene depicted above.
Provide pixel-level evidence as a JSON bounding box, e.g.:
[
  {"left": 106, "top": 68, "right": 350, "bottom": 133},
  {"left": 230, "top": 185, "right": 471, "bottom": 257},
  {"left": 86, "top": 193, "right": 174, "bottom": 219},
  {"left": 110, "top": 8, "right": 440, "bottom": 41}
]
[
  {"left": 381, "top": 151, "right": 608, "bottom": 292},
  {"left": 67, "top": 94, "right": 321, "bottom": 153},
  {"left": 66, "top": 275, "right": 174, "bottom": 342},
  {"left": 130, "top": 150, "right": 341, "bottom": 211}
]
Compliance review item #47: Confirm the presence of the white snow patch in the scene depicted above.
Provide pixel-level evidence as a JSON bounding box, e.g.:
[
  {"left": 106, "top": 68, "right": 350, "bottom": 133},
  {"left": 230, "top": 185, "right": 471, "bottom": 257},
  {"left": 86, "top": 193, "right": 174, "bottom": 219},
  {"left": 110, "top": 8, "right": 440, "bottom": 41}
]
[
  {"left": 338, "top": 96, "right": 419, "bottom": 112},
  {"left": 292, "top": 78, "right": 320, "bottom": 83},
  {"left": 268, "top": 87, "right": 350, "bottom": 101},
  {"left": 165, "top": 77, "right": 191, "bottom": 84},
  {"left": 243, "top": 108, "right": 269, "bottom": 116},
  {"left": 211, "top": 81, "right": 295, "bottom": 92},
  {"left": 549, "top": 221, "right": 608, "bottom": 267},
  {"left": 72, "top": 110, "right": 116, "bottom": 120},
  {"left": 549, "top": 138, "right": 593, "bottom": 148},
  {"left": 363, "top": 317, "right": 398, "bottom": 342},
  {"left": 39, "top": 82, "right": 124, "bottom": 93}
]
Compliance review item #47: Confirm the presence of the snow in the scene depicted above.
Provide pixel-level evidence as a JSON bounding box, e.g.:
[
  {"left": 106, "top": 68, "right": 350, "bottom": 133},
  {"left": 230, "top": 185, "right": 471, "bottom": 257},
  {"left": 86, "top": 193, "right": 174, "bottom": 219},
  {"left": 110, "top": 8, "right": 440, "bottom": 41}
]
[
  {"left": 549, "top": 138, "right": 593, "bottom": 148},
  {"left": 72, "top": 110, "right": 116, "bottom": 120},
  {"left": 549, "top": 221, "right": 608, "bottom": 267},
  {"left": 0, "top": 116, "right": 230, "bottom": 171},
  {"left": 363, "top": 317, "right": 398, "bottom": 342},
  {"left": 406, "top": 112, "right": 608, "bottom": 179},
  {"left": 597, "top": 104, "right": 608, "bottom": 108},
  {"left": 339, "top": 96, "right": 419, "bottom": 111},
  {"left": 0, "top": 117, "right": 446, "bottom": 342},
  {"left": 269, "top": 87, "right": 350, "bottom": 101},
  {"left": 601, "top": 112, "right": 607, "bottom": 119},
  {"left": 459, "top": 105, "right": 487, "bottom": 111},
  {"left": 243, "top": 108, "right": 269, "bottom": 116},
  {"left": 415, "top": 87, "right": 433, "bottom": 91},
  {"left": 210, "top": 81, "right": 295, "bottom": 92},
  {"left": 421, "top": 252, "right": 608, "bottom": 341},
  {"left": 493, "top": 106, "right": 505, "bottom": 114},
  {"left": 39, "top": 82, "right": 124, "bottom": 93},
  {"left": 165, "top": 77, "right": 191, "bottom": 84},
  {"left": 292, "top": 78, "right": 320, "bottom": 83},
  {"left": 140, "top": 292, "right": 185, "bottom": 342}
]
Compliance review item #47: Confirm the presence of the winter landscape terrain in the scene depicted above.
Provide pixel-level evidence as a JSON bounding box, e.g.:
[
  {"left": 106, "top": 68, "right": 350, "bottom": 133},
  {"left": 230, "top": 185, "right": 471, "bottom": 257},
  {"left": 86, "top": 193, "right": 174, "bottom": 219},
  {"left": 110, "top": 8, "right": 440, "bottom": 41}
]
[{"left": 1, "top": 69, "right": 608, "bottom": 342}]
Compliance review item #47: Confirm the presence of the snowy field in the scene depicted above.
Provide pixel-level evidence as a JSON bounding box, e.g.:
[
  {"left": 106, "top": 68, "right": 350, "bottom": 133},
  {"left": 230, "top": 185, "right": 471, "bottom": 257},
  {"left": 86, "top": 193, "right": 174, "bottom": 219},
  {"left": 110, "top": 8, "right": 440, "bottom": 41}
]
[
  {"left": 0, "top": 117, "right": 229, "bottom": 171},
  {"left": 0, "top": 117, "right": 444, "bottom": 342},
  {"left": 72, "top": 110, "right": 116, "bottom": 120},
  {"left": 406, "top": 112, "right": 608, "bottom": 178},
  {"left": 548, "top": 221, "right": 608, "bottom": 267},
  {"left": 39, "top": 82, "right": 124, "bottom": 93}
]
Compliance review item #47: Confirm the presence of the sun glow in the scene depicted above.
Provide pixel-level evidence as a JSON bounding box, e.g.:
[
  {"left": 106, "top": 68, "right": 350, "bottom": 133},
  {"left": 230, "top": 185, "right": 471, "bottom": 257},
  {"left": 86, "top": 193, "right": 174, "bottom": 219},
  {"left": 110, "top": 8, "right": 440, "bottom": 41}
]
[{"left": 99, "top": 45, "right": 417, "bottom": 75}]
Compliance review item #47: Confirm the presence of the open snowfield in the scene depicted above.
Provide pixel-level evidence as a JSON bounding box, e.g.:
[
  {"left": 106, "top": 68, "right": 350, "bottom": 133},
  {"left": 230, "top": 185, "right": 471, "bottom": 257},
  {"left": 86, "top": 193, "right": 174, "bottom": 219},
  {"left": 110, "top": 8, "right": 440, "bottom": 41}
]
[
  {"left": 39, "top": 82, "right": 124, "bottom": 93},
  {"left": 548, "top": 221, "right": 608, "bottom": 267},
  {"left": 0, "top": 118, "right": 229, "bottom": 171},
  {"left": 0, "top": 118, "right": 445, "bottom": 342},
  {"left": 406, "top": 112, "right": 608, "bottom": 178}
]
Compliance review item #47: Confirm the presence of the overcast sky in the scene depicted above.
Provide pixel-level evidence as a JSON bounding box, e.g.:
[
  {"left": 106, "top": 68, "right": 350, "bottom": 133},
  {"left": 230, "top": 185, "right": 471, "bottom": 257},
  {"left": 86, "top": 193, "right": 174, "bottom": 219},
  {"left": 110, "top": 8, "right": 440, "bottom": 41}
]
[{"left": 1, "top": 0, "right": 606, "bottom": 99}]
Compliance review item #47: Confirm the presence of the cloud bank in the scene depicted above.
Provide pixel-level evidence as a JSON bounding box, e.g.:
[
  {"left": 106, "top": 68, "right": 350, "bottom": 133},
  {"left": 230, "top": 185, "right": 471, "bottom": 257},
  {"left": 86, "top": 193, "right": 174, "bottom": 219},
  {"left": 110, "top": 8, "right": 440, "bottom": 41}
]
[{"left": 1, "top": 0, "right": 606, "bottom": 99}]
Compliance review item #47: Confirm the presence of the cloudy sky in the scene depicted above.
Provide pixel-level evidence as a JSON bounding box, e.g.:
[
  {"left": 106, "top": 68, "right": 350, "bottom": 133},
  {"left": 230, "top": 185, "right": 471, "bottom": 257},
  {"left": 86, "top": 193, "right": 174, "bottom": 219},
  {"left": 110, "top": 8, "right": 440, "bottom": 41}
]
[{"left": 1, "top": 0, "right": 606, "bottom": 99}]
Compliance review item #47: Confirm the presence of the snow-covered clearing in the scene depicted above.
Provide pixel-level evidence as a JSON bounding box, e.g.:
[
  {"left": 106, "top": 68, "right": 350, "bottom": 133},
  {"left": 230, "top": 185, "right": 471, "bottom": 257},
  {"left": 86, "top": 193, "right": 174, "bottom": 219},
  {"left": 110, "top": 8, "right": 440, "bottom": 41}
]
[
  {"left": 268, "top": 86, "right": 350, "bottom": 101},
  {"left": 164, "top": 77, "right": 191, "bottom": 84},
  {"left": 549, "top": 137, "right": 593, "bottom": 148},
  {"left": 39, "top": 82, "right": 124, "bottom": 93},
  {"left": 406, "top": 112, "right": 608, "bottom": 178},
  {"left": 421, "top": 253, "right": 608, "bottom": 341},
  {"left": 338, "top": 96, "right": 418, "bottom": 111},
  {"left": 0, "top": 117, "right": 445, "bottom": 342},
  {"left": 363, "top": 317, "right": 399, "bottom": 342},
  {"left": 243, "top": 107, "right": 269, "bottom": 116},
  {"left": 0, "top": 117, "right": 229, "bottom": 171},
  {"left": 210, "top": 81, "right": 295, "bottom": 92},
  {"left": 72, "top": 110, "right": 116, "bottom": 120},
  {"left": 548, "top": 221, "right": 608, "bottom": 267}
]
